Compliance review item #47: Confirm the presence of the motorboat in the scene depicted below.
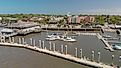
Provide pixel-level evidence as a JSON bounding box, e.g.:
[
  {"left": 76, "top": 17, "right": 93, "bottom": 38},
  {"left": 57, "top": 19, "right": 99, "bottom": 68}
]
[
  {"left": 61, "top": 36, "right": 76, "bottom": 42},
  {"left": 0, "top": 29, "right": 18, "bottom": 38},
  {"left": 45, "top": 37, "right": 56, "bottom": 41},
  {"left": 112, "top": 44, "right": 121, "bottom": 50},
  {"left": 47, "top": 33, "right": 58, "bottom": 38},
  {"left": 102, "top": 34, "right": 111, "bottom": 38},
  {"left": 46, "top": 33, "right": 61, "bottom": 41}
]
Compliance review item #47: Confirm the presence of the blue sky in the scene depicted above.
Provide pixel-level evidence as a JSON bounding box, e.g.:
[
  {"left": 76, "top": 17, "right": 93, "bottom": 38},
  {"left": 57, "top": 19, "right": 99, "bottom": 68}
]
[{"left": 0, "top": 0, "right": 121, "bottom": 15}]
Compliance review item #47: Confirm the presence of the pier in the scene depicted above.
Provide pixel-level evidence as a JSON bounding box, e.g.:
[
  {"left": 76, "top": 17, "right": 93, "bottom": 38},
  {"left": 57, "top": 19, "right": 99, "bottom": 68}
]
[
  {"left": 41, "top": 27, "right": 101, "bottom": 32},
  {"left": 77, "top": 33, "right": 97, "bottom": 36},
  {"left": 108, "top": 41, "right": 121, "bottom": 44},
  {"left": 0, "top": 37, "right": 114, "bottom": 68},
  {"left": 96, "top": 33, "right": 114, "bottom": 52}
]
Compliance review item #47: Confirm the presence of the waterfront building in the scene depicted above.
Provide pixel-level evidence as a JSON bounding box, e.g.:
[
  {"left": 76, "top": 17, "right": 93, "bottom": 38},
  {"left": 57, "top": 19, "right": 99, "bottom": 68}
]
[
  {"left": 67, "top": 15, "right": 95, "bottom": 24},
  {"left": 5, "top": 22, "right": 41, "bottom": 35}
]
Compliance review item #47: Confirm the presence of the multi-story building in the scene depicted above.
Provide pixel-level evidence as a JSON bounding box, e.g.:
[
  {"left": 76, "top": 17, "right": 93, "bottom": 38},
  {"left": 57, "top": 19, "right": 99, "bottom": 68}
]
[{"left": 67, "top": 15, "right": 95, "bottom": 24}]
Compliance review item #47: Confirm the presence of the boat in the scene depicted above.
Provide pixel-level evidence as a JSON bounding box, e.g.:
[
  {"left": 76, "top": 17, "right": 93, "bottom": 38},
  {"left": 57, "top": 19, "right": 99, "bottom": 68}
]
[
  {"left": 47, "top": 33, "right": 58, "bottom": 38},
  {"left": 46, "top": 33, "right": 61, "bottom": 41},
  {"left": 61, "top": 36, "right": 76, "bottom": 42},
  {"left": 102, "top": 35, "right": 111, "bottom": 38},
  {"left": 112, "top": 44, "right": 121, "bottom": 50},
  {"left": 45, "top": 37, "right": 56, "bottom": 41},
  {"left": 0, "top": 29, "right": 18, "bottom": 37}
]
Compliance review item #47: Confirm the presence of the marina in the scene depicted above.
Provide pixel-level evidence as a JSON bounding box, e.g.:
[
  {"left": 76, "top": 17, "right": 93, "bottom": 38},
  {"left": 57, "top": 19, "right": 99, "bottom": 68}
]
[
  {"left": 0, "top": 31, "right": 121, "bottom": 67},
  {"left": 0, "top": 37, "right": 114, "bottom": 68},
  {"left": 1, "top": 0, "right": 121, "bottom": 68},
  {"left": 0, "top": 25, "right": 121, "bottom": 67}
]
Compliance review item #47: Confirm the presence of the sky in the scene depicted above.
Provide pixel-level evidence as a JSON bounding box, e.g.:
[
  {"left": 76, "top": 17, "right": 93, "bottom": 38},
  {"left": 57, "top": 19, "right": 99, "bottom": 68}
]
[{"left": 0, "top": 0, "right": 121, "bottom": 15}]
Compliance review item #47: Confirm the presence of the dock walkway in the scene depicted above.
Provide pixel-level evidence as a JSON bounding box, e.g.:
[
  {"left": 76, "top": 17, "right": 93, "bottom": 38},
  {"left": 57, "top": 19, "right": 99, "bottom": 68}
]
[{"left": 96, "top": 33, "right": 114, "bottom": 52}]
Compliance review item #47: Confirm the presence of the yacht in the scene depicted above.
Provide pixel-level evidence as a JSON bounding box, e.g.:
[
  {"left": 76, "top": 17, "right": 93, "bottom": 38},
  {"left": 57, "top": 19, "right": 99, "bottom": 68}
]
[
  {"left": 46, "top": 33, "right": 60, "bottom": 41},
  {"left": 61, "top": 36, "right": 76, "bottom": 42},
  {"left": 0, "top": 29, "right": 18, "bottom": 37},
  {"left": 45, "top": 37, "right": 56, "bottom": 41},
  {"left": 102, "top": 34, "right": 111, "bottom": 38},
  {"left": 47, "top": 33, "right": 58, "bottom": 38}
]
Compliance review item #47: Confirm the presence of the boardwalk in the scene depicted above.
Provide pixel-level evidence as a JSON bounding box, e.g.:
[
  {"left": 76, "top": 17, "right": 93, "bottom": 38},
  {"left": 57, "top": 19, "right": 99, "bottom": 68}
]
[{"left": 0, "top": 37, "right": 114, "bottom": 68}]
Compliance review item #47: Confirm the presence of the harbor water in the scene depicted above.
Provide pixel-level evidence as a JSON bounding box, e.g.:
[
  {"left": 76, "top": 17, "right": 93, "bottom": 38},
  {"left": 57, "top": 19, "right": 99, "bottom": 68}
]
[{"left": 0, "top": 31, "right": 121, "bottom": 68}]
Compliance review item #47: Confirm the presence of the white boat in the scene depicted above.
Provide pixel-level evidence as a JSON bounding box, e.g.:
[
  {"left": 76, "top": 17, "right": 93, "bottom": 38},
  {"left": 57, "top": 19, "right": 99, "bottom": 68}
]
[
  {"left": 45, "top": 37, "right": 56, "bottom": 41},
  {"left": 46, "top": 33, "right": 61, "bottom": 41},
  {"left": 102, "top": 35, "right": 111, "bottom": 38},
  {"left": 47, "top": 33, "right": 58, "bottom": 38},
  {"left": 61, "top": 36, "right": 76, "bottom": 42},
  {"left": 112, "top": 44, "right": 121, "bottom": 50},
  {"left": 0, "top": 29, "right": 18, "bottom": 37}
]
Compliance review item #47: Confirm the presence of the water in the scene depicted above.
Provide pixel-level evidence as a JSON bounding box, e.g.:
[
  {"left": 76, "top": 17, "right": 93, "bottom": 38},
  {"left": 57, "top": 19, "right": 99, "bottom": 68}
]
[{"left": 0, "top": 31, "right": 121, "bottom": 68}]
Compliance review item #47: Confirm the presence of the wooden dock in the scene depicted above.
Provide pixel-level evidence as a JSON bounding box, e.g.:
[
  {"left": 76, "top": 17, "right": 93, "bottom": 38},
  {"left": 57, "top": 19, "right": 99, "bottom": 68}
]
[{"left": 0, "top": 42, "right": 114, "bottom": 68}]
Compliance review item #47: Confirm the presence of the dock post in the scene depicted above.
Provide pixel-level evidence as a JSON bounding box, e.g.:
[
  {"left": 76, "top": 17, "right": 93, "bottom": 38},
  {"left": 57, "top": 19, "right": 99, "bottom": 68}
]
[
  {"left": 61, "top": 45, "right": 64, "bottom": 54},
  {"left": 91, "top": 51, "right": 95, "bottom": 61},
  {"left": 2, "top": 36, "right": 5, "bottom": 43},
  {"left": 9, "top": 37, "right": 12, "bottom": 43},
  {"left": 112, "top": 55, "right": 114, "bottom": 65},
  {"left": 18, "top": 37, "right": 21, "bottom": 44},
  {"left": 12, "top": 37, "right": 14, "bottom": 43},
  {"left": 30, "top": 38, "right": 33, "bottom": 45},
  {"left": 80, "top": 49, "right": 82, "bottom": 59},
  {"left": 53, "top": 43, "right": 56, "bottom": 52},
  {"left": 22, "top": 38, "right": 25, "bottom": 45},
  {"left": 75, "top": 48, "right": 78, "bottom": 57},
  {"left": 49, "top": 42, "right": 52, "bottom": 50},
  {"left": 33, "top": 40, "right": 36, "bottom": 47},
  {"left": 42, "top": 41, "right": 44, "bottom": 49},
  {"left": 39, "top": 40, "right": 41, "bottom": 48},
  {"left": 65, "top": 45, "right": 67, "bottom": 55},
  {"left": 98, "top": 52, "right": 101, "bottom": 63}
]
